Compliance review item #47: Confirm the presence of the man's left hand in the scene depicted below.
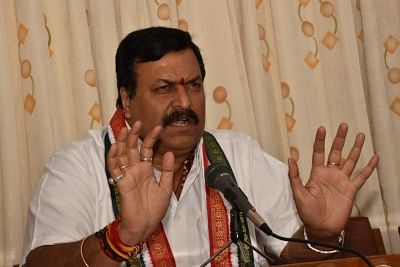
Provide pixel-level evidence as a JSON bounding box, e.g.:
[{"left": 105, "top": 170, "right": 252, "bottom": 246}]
[{"left": 287, "top": 123, "right": 379, "bottom": 240}]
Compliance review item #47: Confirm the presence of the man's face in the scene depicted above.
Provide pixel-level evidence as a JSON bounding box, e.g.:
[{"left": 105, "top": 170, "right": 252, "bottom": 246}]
[{"left": 122, "top": 48, "right": 206, "bottom": 155}]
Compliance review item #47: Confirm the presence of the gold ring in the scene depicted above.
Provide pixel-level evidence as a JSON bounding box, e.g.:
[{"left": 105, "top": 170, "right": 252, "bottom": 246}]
[
  {"left": 328, "top": 161, "right": 340, "bottom": 167},
  {"left": 119, "top": 165, "right": 128, "bottom": 171},
  {"left": 140, "top": 156, "right": 153, "bottom": 162},
  {"left": 108, "top": 173, "right": 124, "bottom": 185}
]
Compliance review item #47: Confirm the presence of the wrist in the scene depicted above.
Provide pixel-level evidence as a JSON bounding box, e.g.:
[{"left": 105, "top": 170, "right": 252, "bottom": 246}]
[
  {"left": 303, "top": 227, "right": 345, "bottom": 254},
  {"left": 95, "top": 218, "right": 144, "bottom": 262},
  {"left": 118, "top": 220, "right": 142, "bottom": 246},
  {"left": 304, "top": 227, "right": 343, "bottom": 245}
]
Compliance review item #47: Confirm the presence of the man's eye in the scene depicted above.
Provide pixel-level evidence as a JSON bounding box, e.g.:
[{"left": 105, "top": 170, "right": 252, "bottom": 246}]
[
  {"left": 187, "top": 81, "right": 202, "bottom": 90},
  {"left": 156, "top": 85, "right": 171, "bottom": 92}
]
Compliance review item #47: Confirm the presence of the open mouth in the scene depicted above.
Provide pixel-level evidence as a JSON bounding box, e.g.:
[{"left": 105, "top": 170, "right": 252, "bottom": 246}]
[{"left": 169, "top": 117, "right": 191, "bottom": 127}]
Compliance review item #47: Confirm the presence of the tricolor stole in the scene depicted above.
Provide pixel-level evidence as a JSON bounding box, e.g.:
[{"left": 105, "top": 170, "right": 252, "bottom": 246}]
[
  {"left": 104, "top": 112, "right": 254, "bottom": 266},
  {"left": 202, "top": 132, "right": 254, "bottom": 267}
]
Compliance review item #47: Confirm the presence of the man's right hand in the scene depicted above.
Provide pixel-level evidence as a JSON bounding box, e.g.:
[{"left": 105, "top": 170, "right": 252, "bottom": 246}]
[{"left": 107, "top": 120, "right": 174, "bottom": 246}]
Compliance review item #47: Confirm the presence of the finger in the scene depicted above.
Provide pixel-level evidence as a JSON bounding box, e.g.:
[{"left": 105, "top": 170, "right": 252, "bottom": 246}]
[
  {"left": 158, "top": 152, "right": 174, "bottom": 193},
  {"left": 126, "top": 121, "right": 142, "bottom": 164},
  {"left": 116, "top": 127, "right": 129, "bottom": 158},
  {"left": 108, "top": 128, "right": 129, "bottom": 178},
  {"left": 312, "top": 126, "right": 326, "bottom": 168},
  {"left": 341, "top": 133, "right": 365, "bottom": 176},
  {"left": 351, "top": 154, "right": 379, "bottom": 190},
  {"left": 107, "top": 143, "right": 120, "bottom": 177},
  {"left": 288, "top": 158, "right": 307, "bottom": 203},
  {"left": 140, "top": 125, "right": 163, "bottom": 162},
  {"left": 115, "top": 128, "right": 131, "bottom": 169},
  {"left": 327, "top": 123, "right": 348, "bottom": 168}
]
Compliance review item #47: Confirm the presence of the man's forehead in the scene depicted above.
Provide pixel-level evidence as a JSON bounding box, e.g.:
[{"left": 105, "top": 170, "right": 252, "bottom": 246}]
[
  {"left": 135, "top": 52, "right": 202, "bottom": 80},
  {"left": 137, "top": 49, "right": 198, "bottom": 67},
  {"left": 157, "top": 75, "right": 203, "bottom": 83}
]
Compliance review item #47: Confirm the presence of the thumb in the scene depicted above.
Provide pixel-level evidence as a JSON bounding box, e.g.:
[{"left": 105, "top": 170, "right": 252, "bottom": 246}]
[{"left": 159, "top": 152, "right": 174, "bottom": 193}]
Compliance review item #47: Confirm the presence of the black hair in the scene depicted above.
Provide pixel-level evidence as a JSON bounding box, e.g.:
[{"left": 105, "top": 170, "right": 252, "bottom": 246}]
[{"left": 115, "top": 26, "right": 206, "bottom": 107}]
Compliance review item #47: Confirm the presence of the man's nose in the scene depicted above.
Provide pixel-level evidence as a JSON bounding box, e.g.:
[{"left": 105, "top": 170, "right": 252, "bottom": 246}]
[{"left": 173, "top": 85, "right": 191, "bottom": 109}]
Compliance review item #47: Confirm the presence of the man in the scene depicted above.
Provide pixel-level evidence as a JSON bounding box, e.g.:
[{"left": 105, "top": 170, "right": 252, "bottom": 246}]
[{"left": 22, "top": 27, "right": 379, "bottom": 266}]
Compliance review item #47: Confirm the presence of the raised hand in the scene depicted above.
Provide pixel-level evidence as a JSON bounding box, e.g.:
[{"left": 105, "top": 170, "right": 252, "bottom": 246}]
[
  {"left": 107, "top": 120, "right": 174, "bottom": 245},
  {"left": 287, "top": 123, "right": 379, "bottom": 238}
]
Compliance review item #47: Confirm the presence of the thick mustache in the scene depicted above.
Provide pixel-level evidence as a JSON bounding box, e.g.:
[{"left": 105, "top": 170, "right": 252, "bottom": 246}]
[{"left": 162, "top": 109, "right": 199, "bottom": 127}]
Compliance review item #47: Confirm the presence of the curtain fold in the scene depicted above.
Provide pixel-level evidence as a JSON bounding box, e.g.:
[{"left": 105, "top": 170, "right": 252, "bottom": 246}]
[
  {"left": 0, "top": 1, "right": 30, "bottom": 265},
  {"left": 361, "top": 0, "right": 400, "bottom": 253}
]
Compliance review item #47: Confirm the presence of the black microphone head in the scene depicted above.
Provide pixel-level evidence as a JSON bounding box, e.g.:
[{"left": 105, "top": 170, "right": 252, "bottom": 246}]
[
  {"left": 206, "top": 163, "right": 254, "bottom": 216},
  {"left": 205, "top": 163, "right": 234, "bottom": 190},
  {"left": 206, "top": 164, "right": 271, "bottom": 235}
]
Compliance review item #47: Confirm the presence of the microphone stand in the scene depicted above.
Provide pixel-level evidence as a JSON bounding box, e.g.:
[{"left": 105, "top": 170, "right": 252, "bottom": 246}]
[{"left": 200, "top": 207, "right": 272, "bottom": 267}]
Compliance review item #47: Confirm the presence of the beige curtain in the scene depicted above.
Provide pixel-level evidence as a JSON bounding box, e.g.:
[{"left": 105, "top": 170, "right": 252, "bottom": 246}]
[{"left": 1, "top": 0, "right": 399, "bottom": 265}]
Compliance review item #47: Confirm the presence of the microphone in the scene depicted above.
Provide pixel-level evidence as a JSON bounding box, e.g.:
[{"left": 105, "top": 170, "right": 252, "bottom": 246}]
[
  {"left": 205, "top": 163, "right": 272, "bottom": 235},
  {"left": 205, "top": 163, "right": 374, "bottom": 267}
]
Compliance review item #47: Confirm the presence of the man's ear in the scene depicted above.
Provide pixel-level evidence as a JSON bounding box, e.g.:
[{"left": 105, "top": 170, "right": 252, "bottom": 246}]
[{"left": 120, "top": 87, "right": 131, "bottom": 119}]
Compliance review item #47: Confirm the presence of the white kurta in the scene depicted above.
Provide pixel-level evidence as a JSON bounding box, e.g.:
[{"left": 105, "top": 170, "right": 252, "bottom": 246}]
[{"left": 21, "top": 128, "right": 302, "bottom": 266}]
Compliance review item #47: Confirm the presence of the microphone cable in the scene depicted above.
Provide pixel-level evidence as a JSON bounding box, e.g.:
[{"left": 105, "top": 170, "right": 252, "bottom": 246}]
[{"left": 259, "top": 223, "right": 374, "bottom": 267}]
